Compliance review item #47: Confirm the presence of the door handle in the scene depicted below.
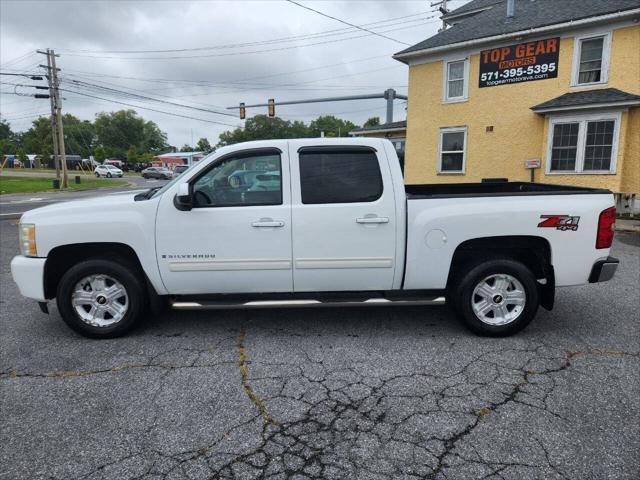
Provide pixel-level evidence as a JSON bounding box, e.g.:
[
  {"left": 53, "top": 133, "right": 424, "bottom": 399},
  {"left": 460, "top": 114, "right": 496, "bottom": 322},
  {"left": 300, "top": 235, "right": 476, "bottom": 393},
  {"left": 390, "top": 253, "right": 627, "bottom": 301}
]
[
  {"left": 356, "top": 216, "right": 389, "bottom": 224},
  {"left": 252, "top": 219, "right": 285, "bottom": 228}
]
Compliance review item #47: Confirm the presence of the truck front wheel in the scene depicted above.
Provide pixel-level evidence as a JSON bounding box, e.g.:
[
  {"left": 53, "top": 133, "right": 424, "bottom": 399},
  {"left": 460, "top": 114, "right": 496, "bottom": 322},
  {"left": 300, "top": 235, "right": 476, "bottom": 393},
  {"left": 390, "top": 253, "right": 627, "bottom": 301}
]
[
  {"left": 452, "top": 258, "right": 539, "bottom": 337},
  {"left": 56, "top": 259, "right": 146, "bottom": 338}
]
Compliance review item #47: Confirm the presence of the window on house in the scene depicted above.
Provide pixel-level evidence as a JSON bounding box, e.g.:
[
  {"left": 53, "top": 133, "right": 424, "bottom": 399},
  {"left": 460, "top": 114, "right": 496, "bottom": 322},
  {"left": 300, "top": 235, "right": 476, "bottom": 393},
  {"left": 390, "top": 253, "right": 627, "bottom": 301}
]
[
  {"left": 439, "top": 128, "right": 466, "bottom": 173},
  {"left": 446, "top": 60, "right": 466, "bottom": 100},
  {"left": 549, "top": 117, "right": 617, "bottom": 173},
  {"left": 550, "top": 123, "right": 579, "bottom": 171},
  {"left": 583, "top": 120, "right": 615, "bottom": 171},
  {"left": 577, "top": 36, "right": 605, "bottom": 84}
]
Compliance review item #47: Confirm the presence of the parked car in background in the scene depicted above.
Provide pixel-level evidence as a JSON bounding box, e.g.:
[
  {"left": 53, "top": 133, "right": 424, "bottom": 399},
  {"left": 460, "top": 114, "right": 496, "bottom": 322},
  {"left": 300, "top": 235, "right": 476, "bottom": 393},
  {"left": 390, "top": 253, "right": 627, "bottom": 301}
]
[
  {"left": 134, "top": 162, "right": 152, "bottom": 172},
  {"left": 141, "top": 166, "right": 173, "bottom": 179},
  {"left": 173, "top": 165, "right": 189, "bottom": 176},
  {"left": 94, "top": 164, "right": 123, "bottom": 178}
]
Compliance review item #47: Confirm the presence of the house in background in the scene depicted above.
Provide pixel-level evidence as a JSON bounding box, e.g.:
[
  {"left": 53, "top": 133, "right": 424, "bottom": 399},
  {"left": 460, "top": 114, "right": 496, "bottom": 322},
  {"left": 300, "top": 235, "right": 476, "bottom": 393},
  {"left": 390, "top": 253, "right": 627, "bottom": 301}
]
[
  {"left": 394, "top": 0, "right": 640, "bottom": 213},
  {"left": 349, "top": 120, "right": 407, "bottom": 168}
]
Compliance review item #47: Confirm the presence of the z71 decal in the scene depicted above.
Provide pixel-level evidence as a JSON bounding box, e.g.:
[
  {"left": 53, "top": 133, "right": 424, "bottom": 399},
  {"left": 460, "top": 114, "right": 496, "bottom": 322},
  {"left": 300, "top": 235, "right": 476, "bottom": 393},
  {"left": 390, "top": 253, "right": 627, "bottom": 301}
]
[{"left": 538, "top": 215, "right": 580, "bottom": 231}]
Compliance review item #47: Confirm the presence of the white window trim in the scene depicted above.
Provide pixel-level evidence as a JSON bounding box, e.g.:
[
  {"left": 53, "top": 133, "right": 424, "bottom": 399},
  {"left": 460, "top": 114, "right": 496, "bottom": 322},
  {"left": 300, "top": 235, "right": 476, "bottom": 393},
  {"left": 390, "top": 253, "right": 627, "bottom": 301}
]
[
  {"left": 438, "top": 126, "right": 467, "bottom": 174},
  {"left": 442, "top": 58, "right": 469, "bottom": 103},
  {"left": 545, "top": 111, "right": 621, "bottom": 175},
  {"left": 571, "top": 31, "right": 612, "bottom": 88}
]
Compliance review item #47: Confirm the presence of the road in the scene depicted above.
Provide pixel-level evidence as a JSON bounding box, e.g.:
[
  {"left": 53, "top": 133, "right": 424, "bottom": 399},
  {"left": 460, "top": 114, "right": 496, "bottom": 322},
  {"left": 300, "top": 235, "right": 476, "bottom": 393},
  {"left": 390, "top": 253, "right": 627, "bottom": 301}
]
[
  {"left": 0, "top": 219, "right": 638, "bottom": 479},
  {"left": 0, "top": 175, "right": 169, "bottom": 217}
]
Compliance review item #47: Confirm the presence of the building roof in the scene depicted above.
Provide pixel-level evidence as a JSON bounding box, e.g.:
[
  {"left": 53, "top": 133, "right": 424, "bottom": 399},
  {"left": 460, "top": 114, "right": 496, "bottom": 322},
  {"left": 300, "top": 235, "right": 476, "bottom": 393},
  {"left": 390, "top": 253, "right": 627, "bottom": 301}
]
[
  {"left": 395, "top": 0, "right": 640, "bottom": 60},
  {"left": 531, "top": 88, "right": 640, "bottom": 113},
  {"left": 350, "top": 120, "right": 407, "bottom": 135}
]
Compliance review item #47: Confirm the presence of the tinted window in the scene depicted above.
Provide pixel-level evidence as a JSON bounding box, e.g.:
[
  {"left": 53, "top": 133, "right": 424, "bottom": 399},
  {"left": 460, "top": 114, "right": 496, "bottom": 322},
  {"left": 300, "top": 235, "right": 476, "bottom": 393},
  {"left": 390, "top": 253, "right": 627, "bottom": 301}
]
[
  {"left": 192, "top": 151, "right": 282, "bottom": 207},
  {"left": 299, "top": 149, "right": 383, "bottom": 204}
]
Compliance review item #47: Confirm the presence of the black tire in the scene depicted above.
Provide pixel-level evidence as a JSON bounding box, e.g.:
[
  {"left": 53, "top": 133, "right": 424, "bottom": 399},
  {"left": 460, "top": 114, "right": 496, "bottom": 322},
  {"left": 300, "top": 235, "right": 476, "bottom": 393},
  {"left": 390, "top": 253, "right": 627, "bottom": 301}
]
[
  {"left": 451, "top": 258, "right": 539, "bottom": 337},
  {"left": 95, "top": 172, "right": 100, "bottom": 177},
  {"left": 56, "top": 259, "right": 146, "bottom": 339},
  {"left": 107, "top": 172, "right": 112, "bottom": 178}
]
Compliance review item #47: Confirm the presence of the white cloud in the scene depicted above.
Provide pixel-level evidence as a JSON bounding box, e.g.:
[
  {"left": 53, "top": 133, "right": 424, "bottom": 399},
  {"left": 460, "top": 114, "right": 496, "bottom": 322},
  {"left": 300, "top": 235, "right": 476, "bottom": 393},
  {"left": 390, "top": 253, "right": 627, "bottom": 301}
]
[{"left": 0, "top": 0, "right": 457, "bottom": 147}]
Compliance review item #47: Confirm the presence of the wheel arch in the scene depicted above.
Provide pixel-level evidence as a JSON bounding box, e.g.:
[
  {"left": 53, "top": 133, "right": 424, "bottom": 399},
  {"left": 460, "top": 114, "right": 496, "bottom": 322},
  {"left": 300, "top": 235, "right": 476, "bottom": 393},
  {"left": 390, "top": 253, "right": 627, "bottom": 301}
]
[
  {"left": 447, "top": 235, "right": 555, "bottom": 310},
  {"left": 44, "top": 242, "right": 151, "bottom": 300}
]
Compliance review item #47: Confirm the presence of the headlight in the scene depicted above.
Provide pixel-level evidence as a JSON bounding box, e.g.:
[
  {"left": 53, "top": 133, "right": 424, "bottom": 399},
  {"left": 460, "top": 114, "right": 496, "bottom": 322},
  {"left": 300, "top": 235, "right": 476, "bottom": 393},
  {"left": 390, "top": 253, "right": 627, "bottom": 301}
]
[{"left": 19, "top": 223, "right": 37, "bottom": 257}]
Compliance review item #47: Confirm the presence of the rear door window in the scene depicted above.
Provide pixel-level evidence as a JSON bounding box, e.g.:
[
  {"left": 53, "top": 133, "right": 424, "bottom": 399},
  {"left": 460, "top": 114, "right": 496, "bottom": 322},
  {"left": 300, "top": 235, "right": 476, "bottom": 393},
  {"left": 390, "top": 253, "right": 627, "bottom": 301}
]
[{"left": 298, "top": 149, "right": 383, "bottom": 204}]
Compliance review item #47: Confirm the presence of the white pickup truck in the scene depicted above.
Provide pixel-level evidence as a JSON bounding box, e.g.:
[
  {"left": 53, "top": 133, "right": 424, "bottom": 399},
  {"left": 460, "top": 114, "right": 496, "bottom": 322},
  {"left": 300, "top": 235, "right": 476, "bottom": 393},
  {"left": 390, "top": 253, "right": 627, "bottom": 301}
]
[{"left": 11, "top": 138, "right": 619, "bottom": 338}]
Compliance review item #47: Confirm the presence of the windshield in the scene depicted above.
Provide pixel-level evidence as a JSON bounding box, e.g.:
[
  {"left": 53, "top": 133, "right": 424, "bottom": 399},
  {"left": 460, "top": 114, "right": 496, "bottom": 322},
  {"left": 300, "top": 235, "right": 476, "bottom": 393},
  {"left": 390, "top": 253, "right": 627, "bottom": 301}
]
[
  {"left": 106, "top": 165, "right": 119, "bottom": 169},
  {"left": 150, "top": 158, "right": 208, "bottom": 199}
]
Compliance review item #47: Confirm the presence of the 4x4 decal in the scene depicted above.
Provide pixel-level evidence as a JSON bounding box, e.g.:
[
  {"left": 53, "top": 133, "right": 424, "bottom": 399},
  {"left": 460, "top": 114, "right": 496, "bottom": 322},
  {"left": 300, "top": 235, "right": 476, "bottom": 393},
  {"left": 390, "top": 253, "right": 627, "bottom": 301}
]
[{"left": 538, "top": 215, "right": 580, "bottom": 231}]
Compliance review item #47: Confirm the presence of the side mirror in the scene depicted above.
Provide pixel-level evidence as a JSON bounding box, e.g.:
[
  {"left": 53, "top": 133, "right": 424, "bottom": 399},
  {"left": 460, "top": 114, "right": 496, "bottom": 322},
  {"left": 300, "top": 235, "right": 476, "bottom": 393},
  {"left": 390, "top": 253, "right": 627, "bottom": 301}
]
[{"left": 173, "top": 183, "right": 192, "bottom": 211}]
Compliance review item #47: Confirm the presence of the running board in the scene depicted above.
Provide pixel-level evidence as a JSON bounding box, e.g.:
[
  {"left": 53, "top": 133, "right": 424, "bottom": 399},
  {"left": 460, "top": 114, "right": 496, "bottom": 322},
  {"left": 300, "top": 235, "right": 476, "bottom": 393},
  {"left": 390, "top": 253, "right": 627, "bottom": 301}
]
[{"left": 171, "top": 296, "right": 446, "bottom": 310}]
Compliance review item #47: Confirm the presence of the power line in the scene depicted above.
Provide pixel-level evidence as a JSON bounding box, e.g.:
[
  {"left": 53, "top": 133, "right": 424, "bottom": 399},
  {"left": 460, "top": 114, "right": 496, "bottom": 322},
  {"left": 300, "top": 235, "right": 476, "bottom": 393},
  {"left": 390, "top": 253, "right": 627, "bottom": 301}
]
[
  {"left": 285, "top": 0, "right": 411, "bottom": 46},
  {"left": 60, "top": 88, "right": 242, "bottom": 127},
  {"left": 59, "top": 19, "right": 432, "bottom": 60},
  {"left": 59, "top": 11, "right": 431, "bottom": 54},
  {"left": 64, "top": 78, "right": 238, "bottom": 118}
]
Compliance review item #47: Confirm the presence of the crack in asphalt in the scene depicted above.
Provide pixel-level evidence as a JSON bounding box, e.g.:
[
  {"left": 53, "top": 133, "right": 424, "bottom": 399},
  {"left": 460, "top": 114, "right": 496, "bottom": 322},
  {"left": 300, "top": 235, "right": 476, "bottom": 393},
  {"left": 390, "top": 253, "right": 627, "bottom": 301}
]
[{"left": 2, "top": 336, "right": 638, "bottom": 480}]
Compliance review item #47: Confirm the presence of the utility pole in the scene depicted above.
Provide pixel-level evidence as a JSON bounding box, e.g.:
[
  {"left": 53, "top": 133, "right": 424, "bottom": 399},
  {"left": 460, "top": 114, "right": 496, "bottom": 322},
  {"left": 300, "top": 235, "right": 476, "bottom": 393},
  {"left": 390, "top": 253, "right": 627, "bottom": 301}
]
[
  {"left": 50, "top": 51, "right": 68, "bottom": 188},
  {"left": 42, "top": 49, "right": 60, "bottom": 180},
  {"left": 430, "top": 0, "right": 449, "bottom": 31},
  {"left": 38, "top": 49, "right": 67, "bottom": 188}
]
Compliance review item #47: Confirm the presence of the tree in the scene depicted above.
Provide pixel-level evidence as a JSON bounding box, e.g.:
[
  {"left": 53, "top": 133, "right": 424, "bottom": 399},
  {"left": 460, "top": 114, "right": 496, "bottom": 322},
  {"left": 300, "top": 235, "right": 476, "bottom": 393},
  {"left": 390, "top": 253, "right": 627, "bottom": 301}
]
[
  {"left": 217, "top": 115, "right": 310, "bottom": 146},
  {"left": 0, "top": 120, "right": 15, "bottom": 157},
  {"left": 180, "top": 144, "right": 194, "bottom": 152},
  {"left": 18, "top": 116, "right": 53, "bottom": 154},
  {"left": 127, "top": 145, "right": 139, "bottom": 164},
  {"left": 363, "top": 116, "right": 380, "bottom": 128},
  {"left": 308, "top": 116, "right": 358, "bottom": 138},
  {"left": 93, "top": 145, "right": 106, "bottom": 163},
  {"left": 196, "top": 137, "right": 212, "bottom": 152},
  {"left": 94, "top": 110, "right": 167, "bottom": 159},
  {"left": 40, "top": 145, "right": 52, "bottom": 169},
  {"left": 16, "top": 147, "right": 27, "bottom": 166},
  {"left": 0, "top": 119, "right": 12, "bottom": 141},
  {"left": 63, "top": 115, "right": 94, "bottom": 158}
]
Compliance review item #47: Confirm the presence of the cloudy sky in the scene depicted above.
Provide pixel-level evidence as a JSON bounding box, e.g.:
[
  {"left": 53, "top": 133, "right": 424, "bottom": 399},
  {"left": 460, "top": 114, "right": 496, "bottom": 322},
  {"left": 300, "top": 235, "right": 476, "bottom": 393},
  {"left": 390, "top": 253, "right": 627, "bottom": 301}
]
[{"left": 0, "top": 0, "right": 470, "bottom": 147}]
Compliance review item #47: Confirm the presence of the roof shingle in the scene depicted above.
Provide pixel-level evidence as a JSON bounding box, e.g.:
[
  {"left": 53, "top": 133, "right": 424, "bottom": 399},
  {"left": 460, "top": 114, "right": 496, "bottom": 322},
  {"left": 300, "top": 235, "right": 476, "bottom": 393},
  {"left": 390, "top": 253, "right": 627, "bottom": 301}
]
[
  {"left": 395, "top": 0, "right": 640, "bottom": 58},
  {"left": 531, "top": 88, "right": 640, "bottom": 112}
]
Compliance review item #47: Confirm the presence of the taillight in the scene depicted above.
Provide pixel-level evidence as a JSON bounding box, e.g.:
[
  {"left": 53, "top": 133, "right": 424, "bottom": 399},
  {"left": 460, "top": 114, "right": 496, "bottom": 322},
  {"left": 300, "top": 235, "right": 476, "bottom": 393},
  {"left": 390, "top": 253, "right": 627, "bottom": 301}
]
[{"left": 596, "top": 206, "right": 616, "bottom": 249}]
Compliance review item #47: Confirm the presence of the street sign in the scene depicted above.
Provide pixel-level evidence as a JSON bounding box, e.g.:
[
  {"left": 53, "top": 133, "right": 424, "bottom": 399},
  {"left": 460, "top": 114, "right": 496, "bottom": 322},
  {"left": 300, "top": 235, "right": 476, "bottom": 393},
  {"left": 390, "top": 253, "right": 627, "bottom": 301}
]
[{"left": 525, "top": 158, "right": 541, "bottom": 169}]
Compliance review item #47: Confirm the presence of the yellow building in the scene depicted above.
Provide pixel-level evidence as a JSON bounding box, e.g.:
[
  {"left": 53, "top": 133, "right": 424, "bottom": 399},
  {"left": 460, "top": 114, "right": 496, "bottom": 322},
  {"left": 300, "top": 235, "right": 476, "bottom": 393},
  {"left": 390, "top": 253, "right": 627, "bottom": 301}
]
[{"left": 394, "top": 0, "right": 640, "bottom": 212}]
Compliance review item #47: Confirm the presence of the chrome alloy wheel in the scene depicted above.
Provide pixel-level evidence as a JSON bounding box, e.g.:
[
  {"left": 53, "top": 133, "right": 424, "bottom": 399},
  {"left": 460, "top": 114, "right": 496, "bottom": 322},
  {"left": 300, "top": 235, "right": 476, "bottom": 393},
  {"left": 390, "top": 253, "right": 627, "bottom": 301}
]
[
  {"left": 71, "top": 274, "right": 129, "bottom": 327},
  {"left": 471, "top": 273, "right": 526, "bottom": 326}
]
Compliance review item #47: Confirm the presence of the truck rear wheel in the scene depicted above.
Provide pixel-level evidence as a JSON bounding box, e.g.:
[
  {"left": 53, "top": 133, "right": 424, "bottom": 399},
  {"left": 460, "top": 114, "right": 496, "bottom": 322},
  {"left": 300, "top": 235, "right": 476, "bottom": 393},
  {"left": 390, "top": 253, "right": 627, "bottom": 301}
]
[
  {"left": 452, "top": 258, "right": 539, "bottom": 337},
  {"left": 56, "top": 259, "right": 146, "bottom": 338}
]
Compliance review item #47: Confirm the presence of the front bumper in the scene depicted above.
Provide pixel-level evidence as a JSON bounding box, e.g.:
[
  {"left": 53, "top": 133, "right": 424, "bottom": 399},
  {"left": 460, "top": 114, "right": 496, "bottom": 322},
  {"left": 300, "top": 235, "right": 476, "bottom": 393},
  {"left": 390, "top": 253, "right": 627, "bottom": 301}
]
[
  {"left": 588, "top": 256, "right": 619, "bottom": 283},
  {"left": 10, "top": 255, "right": 46, "bottom": 301}
]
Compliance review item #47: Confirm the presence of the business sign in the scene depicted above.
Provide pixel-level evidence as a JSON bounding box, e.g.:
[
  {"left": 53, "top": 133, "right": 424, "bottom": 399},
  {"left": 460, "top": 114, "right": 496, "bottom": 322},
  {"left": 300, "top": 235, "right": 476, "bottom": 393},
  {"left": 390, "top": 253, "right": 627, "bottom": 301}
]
[
  {"left": 525, "top": 158, "right": 541, "bottom": 169},
  {"left": 479, "top": 37, "right": 559, "bottom": 88}
]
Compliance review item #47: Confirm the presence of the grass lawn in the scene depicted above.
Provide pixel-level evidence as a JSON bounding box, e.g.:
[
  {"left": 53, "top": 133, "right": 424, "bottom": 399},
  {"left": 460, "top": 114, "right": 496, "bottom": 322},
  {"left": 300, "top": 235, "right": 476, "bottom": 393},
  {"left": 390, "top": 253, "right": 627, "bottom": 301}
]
[
  {"left": 2, "top": 168, "right": 141, "bottom": 176},
  {"left": 0, "top": 176, "right": 128, "bottom": 195}
]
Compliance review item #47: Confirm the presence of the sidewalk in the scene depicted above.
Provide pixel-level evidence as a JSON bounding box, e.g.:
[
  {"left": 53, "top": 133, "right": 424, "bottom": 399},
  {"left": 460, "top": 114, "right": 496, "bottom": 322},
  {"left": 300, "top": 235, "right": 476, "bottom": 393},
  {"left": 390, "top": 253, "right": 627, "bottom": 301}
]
[{"left": 616, "top": 217, "right": 640, "bottom": 233}]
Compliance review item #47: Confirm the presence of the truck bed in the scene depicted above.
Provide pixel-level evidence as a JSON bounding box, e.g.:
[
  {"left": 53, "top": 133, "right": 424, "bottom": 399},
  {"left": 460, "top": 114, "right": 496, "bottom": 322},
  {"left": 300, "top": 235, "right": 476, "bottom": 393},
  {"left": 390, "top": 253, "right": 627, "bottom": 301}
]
[{"left": 406, "top": 182, "right": 611, "bottom": 199}]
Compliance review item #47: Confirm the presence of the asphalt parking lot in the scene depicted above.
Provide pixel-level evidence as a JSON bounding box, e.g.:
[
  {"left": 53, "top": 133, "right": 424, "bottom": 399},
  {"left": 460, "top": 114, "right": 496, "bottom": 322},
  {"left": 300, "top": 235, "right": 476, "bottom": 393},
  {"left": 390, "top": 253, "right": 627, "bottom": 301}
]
[{"left": 1, "top": 220, "right": 638, "bottom": 480}]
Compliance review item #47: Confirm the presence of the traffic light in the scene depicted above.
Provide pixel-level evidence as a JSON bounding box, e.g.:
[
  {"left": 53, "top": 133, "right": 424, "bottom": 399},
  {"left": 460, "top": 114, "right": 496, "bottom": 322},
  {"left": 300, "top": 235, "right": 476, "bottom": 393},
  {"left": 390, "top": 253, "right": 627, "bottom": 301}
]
[
  {"left": 268, "top": 98, "right": 275, "bottom": 117},
  {"left": 239, "top": 102, "right": 246, "bottom": 120}
]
